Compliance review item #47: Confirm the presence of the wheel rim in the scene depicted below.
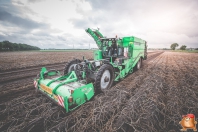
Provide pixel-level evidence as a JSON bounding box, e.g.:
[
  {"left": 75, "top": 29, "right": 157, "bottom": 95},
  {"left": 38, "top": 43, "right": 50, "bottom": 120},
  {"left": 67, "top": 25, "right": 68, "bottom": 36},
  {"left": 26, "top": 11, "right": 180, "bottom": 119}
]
[
  {"left": 100, "top": 70, "right": 111, "bottom": 89},
  {"left": 68, "top": 64, "right": 76, "bottom": 72}
]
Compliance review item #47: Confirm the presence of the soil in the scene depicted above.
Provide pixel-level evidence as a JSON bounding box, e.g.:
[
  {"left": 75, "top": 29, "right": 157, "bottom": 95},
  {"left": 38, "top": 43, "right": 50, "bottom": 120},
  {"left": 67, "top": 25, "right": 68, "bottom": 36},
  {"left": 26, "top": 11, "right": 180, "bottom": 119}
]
[{"left": 0, "top": 51, "right": 197, "bottom": 132}]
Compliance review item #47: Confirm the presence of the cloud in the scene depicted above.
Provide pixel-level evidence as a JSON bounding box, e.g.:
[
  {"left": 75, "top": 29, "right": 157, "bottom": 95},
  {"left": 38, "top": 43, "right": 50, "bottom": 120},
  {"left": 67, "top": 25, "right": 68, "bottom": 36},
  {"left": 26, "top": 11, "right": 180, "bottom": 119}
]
[
  {"left": 73, "top": 0, "right": 198, "bottom": 36},
  {"left": 0, "top": 0, "right": 198, "bottom": 49},
  {"left": 69, "top": 0, "right": 198, "bottom": 48},
  {"left": 0, "top": 0, "right": 73, "bottom": 49},
  {"left": 12, "top": 0, "right": 24, "bottom": 5},
  {"left": 0, "top": 9, "right": 48, "bottom": 30},
  {"left": 28, "top": 0, "right": 46, "bottom": 3}
]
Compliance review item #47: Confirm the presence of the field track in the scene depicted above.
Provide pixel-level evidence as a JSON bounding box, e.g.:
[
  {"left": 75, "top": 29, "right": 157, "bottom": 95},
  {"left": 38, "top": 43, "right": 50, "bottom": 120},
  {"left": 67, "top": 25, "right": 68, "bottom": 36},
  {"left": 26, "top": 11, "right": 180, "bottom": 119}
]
[
  {"left": 0, "top": 51, "right": 198, "bottom": 132},
  {"left": 0, "top": 52, "right": 162, "bottom": 82},
  {"left": 0, "top": 52, "right": 161, "bottom": 102}
]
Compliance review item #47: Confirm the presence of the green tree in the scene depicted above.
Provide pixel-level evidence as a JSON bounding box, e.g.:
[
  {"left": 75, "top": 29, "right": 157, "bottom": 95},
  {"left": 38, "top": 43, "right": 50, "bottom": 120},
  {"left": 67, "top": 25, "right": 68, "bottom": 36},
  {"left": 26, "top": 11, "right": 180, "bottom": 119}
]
[
  {"left": 3, "top": 41, "right": 10, "bottom": 51},
  {"left": 180, "top": 45, "right": 187, "bottom": 50},
  {"left": 0, "top": 42, "right": 3, "bottom": 51},
  {"left": 170, "top": 43, "right": 179, "bottom": 50},
  {"left": 0, "top": 41, "right": 40, "bottom": 51}
]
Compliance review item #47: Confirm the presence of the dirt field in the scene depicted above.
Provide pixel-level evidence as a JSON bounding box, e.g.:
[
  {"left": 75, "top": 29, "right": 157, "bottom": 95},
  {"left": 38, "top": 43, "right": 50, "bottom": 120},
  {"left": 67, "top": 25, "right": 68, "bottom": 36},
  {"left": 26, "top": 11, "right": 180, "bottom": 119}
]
[
  {"left": 0, "top": 51, "right": 93, "bottom": 71},
  {"left": 0, "top": 51, "right": 198, "bottom": 132}
]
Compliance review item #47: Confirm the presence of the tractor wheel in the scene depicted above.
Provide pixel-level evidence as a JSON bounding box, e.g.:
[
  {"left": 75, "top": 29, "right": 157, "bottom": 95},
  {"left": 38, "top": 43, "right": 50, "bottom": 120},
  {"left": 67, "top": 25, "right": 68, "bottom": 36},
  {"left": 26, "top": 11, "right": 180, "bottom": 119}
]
[
  {"left": 94, "top": 64, "right": 114, "bottom": 92},
  {"left": 64, "top": 59, "right": 81, "bottom": 75},
  {"left": 135, "top": 58, "right": 142, "bottom": 71}
]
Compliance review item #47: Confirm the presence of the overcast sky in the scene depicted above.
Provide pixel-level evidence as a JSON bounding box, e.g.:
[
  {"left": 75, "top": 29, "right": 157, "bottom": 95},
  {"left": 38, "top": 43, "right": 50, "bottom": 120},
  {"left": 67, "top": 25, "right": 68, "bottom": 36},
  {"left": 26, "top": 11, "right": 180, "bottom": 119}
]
[{"left": 0, "top": 0, "right": 198, "bottom": 49}]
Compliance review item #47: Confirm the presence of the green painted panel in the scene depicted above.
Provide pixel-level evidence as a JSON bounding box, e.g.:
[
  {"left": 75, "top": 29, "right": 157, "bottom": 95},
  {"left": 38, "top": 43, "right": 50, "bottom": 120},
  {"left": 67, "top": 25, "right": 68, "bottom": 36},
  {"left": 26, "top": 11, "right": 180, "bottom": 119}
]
[
  {"left": 122, "top": 36, "right": 134, "bottom": 47},
  {"left": 94, "top": 50, "right": 103, "bottom": 60}
]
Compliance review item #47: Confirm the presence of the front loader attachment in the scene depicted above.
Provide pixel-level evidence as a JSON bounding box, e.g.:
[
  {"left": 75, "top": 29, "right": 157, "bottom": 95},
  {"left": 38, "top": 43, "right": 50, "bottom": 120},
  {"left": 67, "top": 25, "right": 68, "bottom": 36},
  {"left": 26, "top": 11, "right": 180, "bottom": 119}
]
[{"left": 34, "top": 67, "right": 94, "bottom": 112}]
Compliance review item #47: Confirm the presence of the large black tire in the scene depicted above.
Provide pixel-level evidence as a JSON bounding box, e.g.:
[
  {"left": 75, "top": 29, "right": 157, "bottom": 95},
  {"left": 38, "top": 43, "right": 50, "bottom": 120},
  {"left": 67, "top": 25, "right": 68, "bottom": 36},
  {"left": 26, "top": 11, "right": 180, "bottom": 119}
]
[
  {"left": 63, "top": 59, "right": 81, "bottom": 75},
  {"left": 134, "top": 58, "right": 142, "bottom": 71},
  {"left": 94, "top": 64, "right": 114, "bottom": 92}
]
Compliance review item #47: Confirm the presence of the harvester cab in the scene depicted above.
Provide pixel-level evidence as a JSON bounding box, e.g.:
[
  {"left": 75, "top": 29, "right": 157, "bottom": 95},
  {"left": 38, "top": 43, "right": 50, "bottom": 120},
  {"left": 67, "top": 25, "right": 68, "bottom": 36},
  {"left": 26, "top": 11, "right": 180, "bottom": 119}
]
[{"left": 34, "top": 28, "right": 147, "bottom": 112}]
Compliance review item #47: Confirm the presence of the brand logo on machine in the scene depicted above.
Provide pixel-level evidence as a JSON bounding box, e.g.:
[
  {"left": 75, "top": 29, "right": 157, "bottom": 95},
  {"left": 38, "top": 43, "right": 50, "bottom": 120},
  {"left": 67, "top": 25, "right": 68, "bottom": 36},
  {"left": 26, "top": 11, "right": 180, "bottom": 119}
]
[{"left": 179, "top": 114, "right": 197, "bottom": 131}]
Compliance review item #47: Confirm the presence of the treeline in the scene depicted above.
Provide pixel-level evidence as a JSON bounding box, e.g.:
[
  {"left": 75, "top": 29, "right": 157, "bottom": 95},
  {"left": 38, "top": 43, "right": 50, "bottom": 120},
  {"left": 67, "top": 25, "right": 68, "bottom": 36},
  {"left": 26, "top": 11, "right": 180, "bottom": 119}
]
[
  {"left": 42, "top": 49, "right": 90, "bottom": 50},
  {"left": 0, "top": 41, "right": 40, "bottom": 51}
]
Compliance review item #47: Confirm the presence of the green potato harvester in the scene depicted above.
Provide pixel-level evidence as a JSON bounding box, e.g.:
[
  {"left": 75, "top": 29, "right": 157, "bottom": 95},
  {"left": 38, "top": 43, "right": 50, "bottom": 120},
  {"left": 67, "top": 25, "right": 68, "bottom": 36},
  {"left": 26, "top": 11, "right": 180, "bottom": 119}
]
[{"left": 34, "top": 28, "right": 147, "bottom": 112}]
